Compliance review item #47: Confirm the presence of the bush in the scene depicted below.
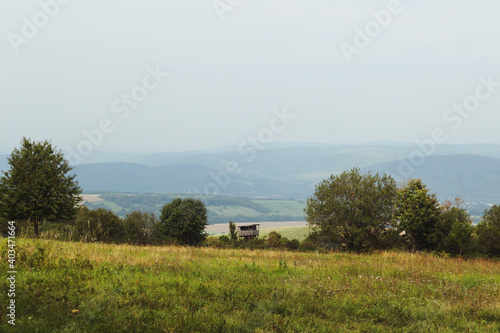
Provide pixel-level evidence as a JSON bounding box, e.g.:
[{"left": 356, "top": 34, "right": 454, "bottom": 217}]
[
  {"left": 266, "top": 231, "right": 282, "bottom": 248},
  {"left": 286, "top": 239, "right": 300, "bottom": 250},
  {"left": 74, "top": 206, "right": 124, "bottom": 243},
  {"left": 204, "top": 236, "right": 222, "bottom": 248},
  {"left": 436, "top": 201, "right": 473, "bottom": 255},
  {"left": 475, "top": 205, "right": 500, "bottom": 255},
  {"left": 219, "top": 235, "right": 230, "bottom": 243},
  {"left": 38, "top": 220, "right": 77, "bottom": 241},
  {"left": 303, "top": 231, "right": 342, "bottom": 251},
  {"left": 299, "top": 239, "right": 317, "bottom": 252},
  {"left": 396, "top": 179, "right": 441, "bottom": 252},
  {"left": 122, "top": 211, "right": 159, "bottom": 245},
  {"left": 243, "top": 237, "right": 266, "bottom": 250}
]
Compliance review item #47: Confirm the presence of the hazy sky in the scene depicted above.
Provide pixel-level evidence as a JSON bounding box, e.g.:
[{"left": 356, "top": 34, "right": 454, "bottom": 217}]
[{"left": 1, "top": 0, "right": 500, "bottom": 155}]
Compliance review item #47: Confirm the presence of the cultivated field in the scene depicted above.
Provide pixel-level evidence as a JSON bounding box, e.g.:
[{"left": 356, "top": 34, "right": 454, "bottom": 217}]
[
  {"left": 206, "top": 222, "right": 308, "bottom": 237},
  {"left": 80, "top": 193, "right": 306, "bottom": 223},
  {"left": 1, "top": 239, "right": 499, "bottom": 332}
]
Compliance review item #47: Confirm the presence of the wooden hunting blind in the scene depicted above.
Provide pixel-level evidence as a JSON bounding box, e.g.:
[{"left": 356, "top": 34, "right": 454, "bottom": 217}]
[{"left": 238, "top": 224, "right": 260, "bottom": 239}]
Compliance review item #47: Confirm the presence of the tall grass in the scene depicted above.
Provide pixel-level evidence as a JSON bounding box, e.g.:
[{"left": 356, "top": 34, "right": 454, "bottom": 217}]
[{"left": 1, "top": 239, "right": 499, "bottom": 332}]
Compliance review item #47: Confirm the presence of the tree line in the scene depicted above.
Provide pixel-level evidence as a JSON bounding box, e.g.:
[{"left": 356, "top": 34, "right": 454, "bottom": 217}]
[{"left": 305, "top": 168, "right": 500, "bottom": 256}]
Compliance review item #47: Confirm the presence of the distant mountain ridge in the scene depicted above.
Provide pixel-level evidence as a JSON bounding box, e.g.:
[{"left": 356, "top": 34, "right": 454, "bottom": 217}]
[
  {"left": 75, "top": 162, "right": 311, "bottom": 198},
  {"left": 362, "top": 154, "right": 500, "bottom": 202},
  {"left": 1, "top": 144, "right": 499, "bottom": 207}
]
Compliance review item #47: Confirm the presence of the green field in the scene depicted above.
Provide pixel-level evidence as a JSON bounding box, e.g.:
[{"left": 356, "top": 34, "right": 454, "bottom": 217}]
[
  {"left": 2, "top": 239, "right": 499, "bottom": 332},
  {"left": 259, "top": 227, "right": 310, "bottom": 241},
  {"left": 207, "top": 205, "right": 262, "bottom": 217},
  {"left": 94, "top": 200, "right": 126, "bottom": 213},
  {"left": 256, "top": 200, "right": 306, "bottom": 217},
  {"left": 83, "top": 193, "right": 306, "bottom": 223}
]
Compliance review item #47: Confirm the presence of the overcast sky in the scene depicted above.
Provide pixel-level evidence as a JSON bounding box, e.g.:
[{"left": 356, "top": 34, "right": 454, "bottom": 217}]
[{"left": 1, "top": 0, "right": 500, "bottom": 155}]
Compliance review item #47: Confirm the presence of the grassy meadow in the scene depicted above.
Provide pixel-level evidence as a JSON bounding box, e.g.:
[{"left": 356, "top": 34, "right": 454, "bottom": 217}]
[{"left": 1, "top": 239, "right": 500, "bottom": 332}]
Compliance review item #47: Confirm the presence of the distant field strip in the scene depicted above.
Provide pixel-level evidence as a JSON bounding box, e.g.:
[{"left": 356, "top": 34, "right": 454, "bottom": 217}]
[
  {"left": 80, "top": 194, "right": 104, "bottom": 203},
  {"left": 207, "top": 205, "right": 262, "bottom": 217},
  {"left": 259, "top": 226, "right": 310, "bottom": 241},
  {"left": 255, "top": 200, "right": 306, "bottom": 216},
  {"left": 81, "top": 193, "right": 306, "bottom": 223},
  {"left": 207, "top": 223, "right": 311, "bottom": 241},
  {"left": 206, "top": 221, "right": 308, "bottom": 233}
]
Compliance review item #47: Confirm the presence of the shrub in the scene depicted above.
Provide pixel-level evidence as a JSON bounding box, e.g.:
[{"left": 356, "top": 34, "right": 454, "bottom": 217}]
[
  {"left": 219, "top": 235, "right": 230, "bottom": 243},
  {"left": 475, "top": 205, "right": 500, "bottom": 255},
  {"left": 204, "top": 236, "right": 222, "bottom": 248},
  {"left": 436, "top": 201, "right": 473, "bottom": 255},
  {"left": 286, "top": 239, "right": 300, "bottom": 250},
  {"left": 122, "top": 211, "right": 159, "bottom": 245},
  {"left": 74, "top": 206, "right": 124, "bottom": 243},
  {"left": 303, "top": 231, "right": 342, "bottom": 251},
  {"left": 266, "top": 231, "right": 282, "bottom": 248},
  {"left": 299, "top": 239, "right": 317, "bottom": 252},
  {"left": 396, "top": 179, "right": 441, "bottom": 252}
]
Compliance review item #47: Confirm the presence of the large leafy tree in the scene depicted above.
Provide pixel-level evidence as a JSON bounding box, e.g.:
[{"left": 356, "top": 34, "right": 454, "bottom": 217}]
[
  {"left": 0, "top": 138, "right": 82, "bottom": 236},
  {"left": 395, "top": 179, "right": 441, "bottom": 252},
  {"left": 160, "top": 198, "right": 208, "bottom": 245},
  {"left": 436, "top": 199, "right": 473, "bottom": 255},
  {"left": 305, "top": 168, "right": 397, "bottom": 251},
  {"left": 475, "top": 205, "right": 500, "bottom": 255}
]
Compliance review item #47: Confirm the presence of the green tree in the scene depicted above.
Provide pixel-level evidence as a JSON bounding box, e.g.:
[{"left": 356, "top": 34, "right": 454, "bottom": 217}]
[
  {"left": 395, "top": 179, "right": 441, "bottom": 252},
  {"left": 305, "top": 168, "right": 397, "bottom": 251},
  {"left": 437, "top": 200, "right": 473, "bottom": 255},
  {"left": 160, "top": 198, "right": 208, "bottom": 245},
  {"left": 74, "top": 206, "right": 124, "bottom": 243},
  {"left": 0, "top": 138, "right": 82, "bottom": 236},
  {"left": 475, "top": 205, "right": 500, "bottom": 255},
  {"left": 229, "top": 220, "right": 238, "bottom": 240},
  {"left": 122, "top": 211, "right": 159, "bottom": 245}
]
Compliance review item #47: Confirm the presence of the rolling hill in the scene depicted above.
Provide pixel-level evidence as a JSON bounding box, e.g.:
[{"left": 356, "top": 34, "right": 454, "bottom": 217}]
[
  {"left": 362, "top": 154, "right": 500, "bottom": 203},
  {"left": 74, "top": 162, "right": 311, "bottom": 197},
  {"left": 1, "top": 144, "right": 499, "bottom": 212}
]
